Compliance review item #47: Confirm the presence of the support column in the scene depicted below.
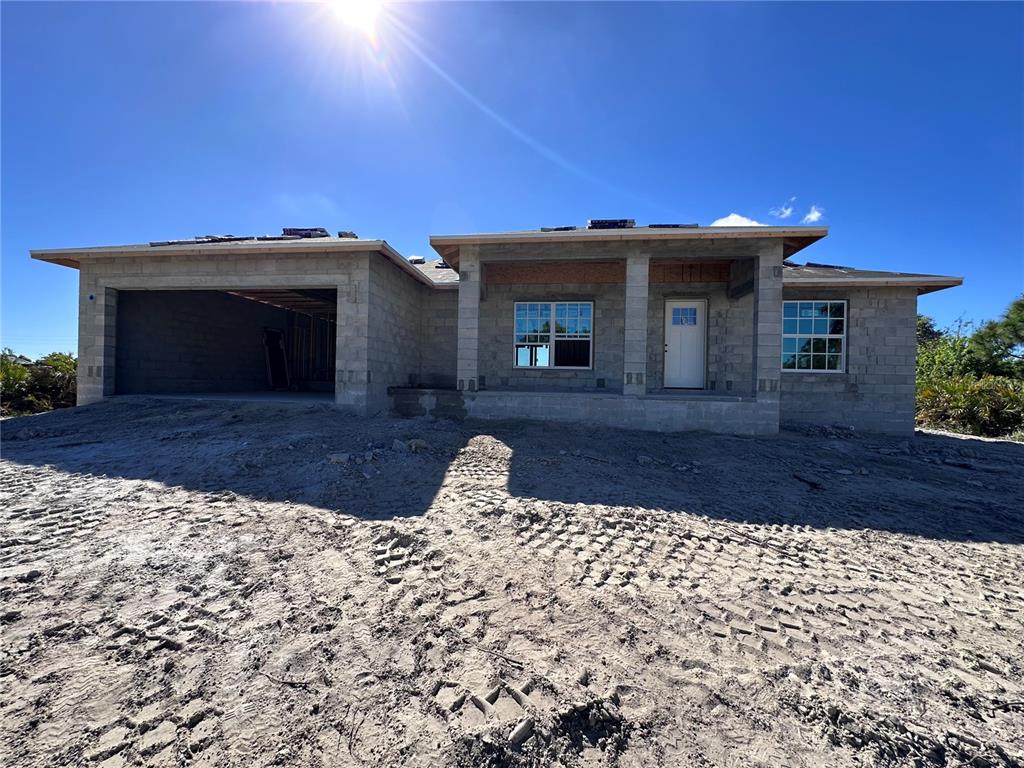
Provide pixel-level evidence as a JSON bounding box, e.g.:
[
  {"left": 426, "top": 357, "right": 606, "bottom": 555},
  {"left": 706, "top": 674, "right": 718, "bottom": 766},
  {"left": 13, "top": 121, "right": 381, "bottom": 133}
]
[
  {"left": 622, "top": 251, "right": 650, "bottom": 396},
  {"left": 751, "top": 241, "right": 784, "bottom": 431},
  {"left": 457, "top": 245, "right": 481, "bottom": 392},
  {"left": 334, "top": 257, "right": 372, "bottom": 414},
  {"left": 77, "top": 267, "right": 117, "bottom": 405}
]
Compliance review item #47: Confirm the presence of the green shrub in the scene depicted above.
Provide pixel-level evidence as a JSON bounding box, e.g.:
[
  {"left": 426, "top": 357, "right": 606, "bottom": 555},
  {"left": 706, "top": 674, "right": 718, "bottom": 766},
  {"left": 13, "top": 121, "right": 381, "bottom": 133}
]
[
  {"left": 28, "top": 353, "right": 78, "bottom": 410},
  {"left": 916, "top": 333, "right": 974, "bottom": 384},
  {"left": 1, "top": 352, "right": 31, "bottom": 416},
  {"left": 916, "top": 375, "right": 1024, "bottom": 437},
  {"left": 1, "top": 349, "right": 77, "bottom": 416}
]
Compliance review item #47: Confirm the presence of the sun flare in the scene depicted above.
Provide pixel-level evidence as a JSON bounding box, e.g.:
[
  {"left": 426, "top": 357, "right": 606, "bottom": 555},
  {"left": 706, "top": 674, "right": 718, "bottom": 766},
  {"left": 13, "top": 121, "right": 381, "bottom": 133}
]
[{"left": 329, "top": 0, "right": 383, "bottom": 38}]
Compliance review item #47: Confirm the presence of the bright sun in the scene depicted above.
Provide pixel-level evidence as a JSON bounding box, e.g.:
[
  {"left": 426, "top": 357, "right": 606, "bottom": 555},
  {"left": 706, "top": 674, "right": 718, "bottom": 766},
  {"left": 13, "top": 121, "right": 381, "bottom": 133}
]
[{"left": 329, "top": 0, "right": 383, "bottom": 38}]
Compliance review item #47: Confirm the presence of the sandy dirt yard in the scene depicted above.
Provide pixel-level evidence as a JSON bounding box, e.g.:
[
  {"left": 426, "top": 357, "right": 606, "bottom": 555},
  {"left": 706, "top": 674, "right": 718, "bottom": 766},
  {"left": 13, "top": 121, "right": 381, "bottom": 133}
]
[{"left": 1, "top": 398, "right": 1022, "bottom": 768}]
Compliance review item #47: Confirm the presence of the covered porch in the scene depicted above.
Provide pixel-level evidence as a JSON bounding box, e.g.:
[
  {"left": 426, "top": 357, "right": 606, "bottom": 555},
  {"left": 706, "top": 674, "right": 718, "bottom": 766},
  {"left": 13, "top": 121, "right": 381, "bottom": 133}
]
[{"left": 426, "top": 225, "right": 818, "bottom": 434}]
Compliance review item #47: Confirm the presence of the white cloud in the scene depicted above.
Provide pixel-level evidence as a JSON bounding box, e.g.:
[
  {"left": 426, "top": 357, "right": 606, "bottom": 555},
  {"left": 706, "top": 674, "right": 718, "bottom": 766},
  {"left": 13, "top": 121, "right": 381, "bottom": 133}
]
[
  {"left": 801, "top": 205, "right": 824, "bottom": 224},
  {"left": 770, "top": 197, "right": 796, "bottom": 219},
  {"left": 709, "top": 213, "right": 766, "bottom": 227}
]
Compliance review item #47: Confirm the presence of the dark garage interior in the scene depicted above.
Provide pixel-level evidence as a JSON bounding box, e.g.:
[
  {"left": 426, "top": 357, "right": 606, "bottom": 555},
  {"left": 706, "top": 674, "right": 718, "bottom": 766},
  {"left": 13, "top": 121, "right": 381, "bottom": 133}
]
[{"left": 115, "top": 289, "right": 337, "bottom": 397}]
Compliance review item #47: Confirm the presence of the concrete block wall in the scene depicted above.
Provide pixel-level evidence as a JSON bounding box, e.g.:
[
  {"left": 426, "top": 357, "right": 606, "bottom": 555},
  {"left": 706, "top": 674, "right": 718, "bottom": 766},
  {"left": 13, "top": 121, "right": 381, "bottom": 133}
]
[
  {"left": 391, "top": 387, "right": 466, "bottom": 419},
  {"left": 75, "top": 250, "right": 373, "bottom": 410},
  {"left": 461, "top": 391, "right": 778, "bottom": 435},
  {"left": 457, "top": 246, "right": 481, "bottom": 391},
  {"left": 76, "top": 280, "right": 117, "bottom": 404},
  {"left": 475, "top": 239, "right": 764, "bottom": 263},
  {"left": 623, "top": 253, "right": 650, "bottom": 395},
  {"left": 751, "top": 243, "right": 784, "bottom": 434},
  {"left": 477, "top": 281, "right": 626, "bottom": 392},
  {"left": 419, "top": 288, "right": 458, "bottom": 388},
  {"left": 333, "top": 259, "right": 372, "bottom": 413},
  {"left": 115, "top": 290, "right": 290, "bottom": 393},
  {"left": 72, "top": 238, "right": 918, "bottom": 434},
  {"left": 365, "top": 253, "right": 423, "bottom": 413},
  {"left": 468, "top": 240, "right": 769, "bottom": 397},
  {"left": 645, "top": 282, "right": 754, "bottom": 394},
  {"left": 780, "top": 286, "right": 918, "bottom": 434}
]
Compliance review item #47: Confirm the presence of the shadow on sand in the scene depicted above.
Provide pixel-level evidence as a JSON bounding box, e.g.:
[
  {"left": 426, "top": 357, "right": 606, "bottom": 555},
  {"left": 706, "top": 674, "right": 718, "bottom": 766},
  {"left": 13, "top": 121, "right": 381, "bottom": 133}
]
[{"left": 2, "top": 397, "right": 1022, "bottom": 544}]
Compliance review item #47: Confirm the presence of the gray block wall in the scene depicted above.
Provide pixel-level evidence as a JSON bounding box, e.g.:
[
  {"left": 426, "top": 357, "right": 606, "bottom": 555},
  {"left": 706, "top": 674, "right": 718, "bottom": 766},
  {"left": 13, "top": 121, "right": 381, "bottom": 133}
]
[
  {"left": 366, "top": 253, "right": 423, "bottom": 413},
  {"left": 623, "top": 253, "right": 650, "bottom": 395},
  {"left": 645, "top": 283, "right": 754, "bottom": 394},
  {"left": 462, "top": 390, "right": 778, "bottom": 435},
  {"left": 77, "top": 285, "right": 118, "bottom": 403},
  {"left": 457, "top": 246, "right": 481, "bottom": 391},
  {"left": 779, "top": 286, "right": 918, "bottom": 434},
  {"left": 75, "top": 250, "right": 373, "bottom": 410},
  {"left": 752, "top": 244, "right": 784, "bottom": 432},
  {"left": 71, "top": 238, "right": 919, "bottom": 434},
  {"left": 475, "top": 239, "right": 766, "bottom": 263},
  {"left": 115, "top": 290, "right": 290, "bottom": 393},
  {"left": 477, "top": 281, "right": 626, "bottom": 392},
  {"left": 419, "top": 288, "right": 458, "bottom": 388}
]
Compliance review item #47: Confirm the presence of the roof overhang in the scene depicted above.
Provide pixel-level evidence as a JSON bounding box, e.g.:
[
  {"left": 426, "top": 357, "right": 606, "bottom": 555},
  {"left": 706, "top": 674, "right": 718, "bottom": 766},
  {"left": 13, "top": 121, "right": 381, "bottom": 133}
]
[
  {"left": 430, "top": 226, "right": 828, "bottom": 269},
  {"left": 30, "top": 238, "right": 441, "bottom": 288},
  {"left": 783, "top": 274, "right": 963, "bottom": 295}
]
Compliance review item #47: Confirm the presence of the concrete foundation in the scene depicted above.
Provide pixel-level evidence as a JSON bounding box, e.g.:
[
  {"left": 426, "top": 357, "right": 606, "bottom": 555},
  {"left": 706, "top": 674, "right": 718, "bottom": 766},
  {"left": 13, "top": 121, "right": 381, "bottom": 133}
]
[{"left": 390, "top": 387, "right": 777, "bottom": 435}]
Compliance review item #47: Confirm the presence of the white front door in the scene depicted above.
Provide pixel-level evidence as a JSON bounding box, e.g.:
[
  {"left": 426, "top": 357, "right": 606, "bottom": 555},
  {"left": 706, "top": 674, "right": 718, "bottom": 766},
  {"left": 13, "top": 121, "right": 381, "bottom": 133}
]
[{"left": 664, "top": 299, "right": 706, "bottom": 388}]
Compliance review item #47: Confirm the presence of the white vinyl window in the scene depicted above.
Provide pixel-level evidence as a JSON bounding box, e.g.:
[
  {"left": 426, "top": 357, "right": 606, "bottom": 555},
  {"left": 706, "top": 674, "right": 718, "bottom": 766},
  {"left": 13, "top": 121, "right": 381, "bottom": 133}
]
[
  {"left": 514, "top": 301, "right": 593, "bottom": 369},
  {"left": 782, "top": 300, "right": 846, "bottom": 372}
]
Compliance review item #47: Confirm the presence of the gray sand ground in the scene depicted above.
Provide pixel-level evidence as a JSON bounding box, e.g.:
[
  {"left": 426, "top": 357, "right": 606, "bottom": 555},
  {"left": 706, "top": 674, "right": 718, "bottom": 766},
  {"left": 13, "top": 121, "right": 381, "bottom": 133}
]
[{"left": 1, "top": 398, "right": 1022, "bottom": 767}]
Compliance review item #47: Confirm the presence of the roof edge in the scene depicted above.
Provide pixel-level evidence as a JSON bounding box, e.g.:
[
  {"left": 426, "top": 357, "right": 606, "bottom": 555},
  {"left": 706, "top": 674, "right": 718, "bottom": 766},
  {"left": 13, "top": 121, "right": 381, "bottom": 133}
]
[
  {"left": 31, "top": 238, "right": 390, "bottom": 260},
  {"left": 429, "top": 225, "right": 827, "bottom": 246},
  {"left": 429, "top": 226, "right": 828, "bottom": 263},
  {"left": 30, "top": 239, "right": 441, "bottom": 289},
  {"left": 784, "top": 274, "right": 963, "bottom": 295}
]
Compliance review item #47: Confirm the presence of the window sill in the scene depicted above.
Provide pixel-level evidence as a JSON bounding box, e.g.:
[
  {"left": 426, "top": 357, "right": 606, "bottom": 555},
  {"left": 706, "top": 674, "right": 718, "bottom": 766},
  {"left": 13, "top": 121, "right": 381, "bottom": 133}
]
[
  {"left": 512, "top": 367, "right": 594, "bottom": 372},
  {"left": 782, "top": 370, "right": 848, "bottom": 377}
]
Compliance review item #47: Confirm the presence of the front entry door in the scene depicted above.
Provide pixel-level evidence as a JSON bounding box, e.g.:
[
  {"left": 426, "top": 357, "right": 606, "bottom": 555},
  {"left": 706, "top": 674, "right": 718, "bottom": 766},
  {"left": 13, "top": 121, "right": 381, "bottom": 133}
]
[{"left": 664, "top": 299, "right": 706, "bottom": 388}]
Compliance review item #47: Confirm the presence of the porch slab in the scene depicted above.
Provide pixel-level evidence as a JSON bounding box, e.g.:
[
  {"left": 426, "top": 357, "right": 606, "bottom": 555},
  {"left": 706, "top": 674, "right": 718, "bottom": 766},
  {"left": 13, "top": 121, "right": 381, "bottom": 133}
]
[{"left": 646, "top": 389, "right": 755, "bottom": 402}]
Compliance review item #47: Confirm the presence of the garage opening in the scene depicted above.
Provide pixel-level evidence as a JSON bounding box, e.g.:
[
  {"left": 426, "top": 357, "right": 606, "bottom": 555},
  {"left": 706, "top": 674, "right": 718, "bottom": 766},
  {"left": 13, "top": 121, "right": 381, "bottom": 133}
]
[{"left": 115, "top": 289, "right": 337, "bottom": 401}]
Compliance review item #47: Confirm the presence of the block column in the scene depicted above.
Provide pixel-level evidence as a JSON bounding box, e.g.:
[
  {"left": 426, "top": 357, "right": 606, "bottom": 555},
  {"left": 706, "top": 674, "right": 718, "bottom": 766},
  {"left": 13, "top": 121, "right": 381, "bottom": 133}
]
[
  {"left": 76, "top": 266, "right": 117, "bottom": 405},
  {"left": 457, "top": 245, "right": 481, "bottom": 392},
  {"left": 623, "top": 251, "right": 650, "bottom": 396},
  {"left": 751, "top": 241, "right": 784, "bottom": 431},
  {"left": 334, "top": 255, "right": 372, "bottom": 414}
]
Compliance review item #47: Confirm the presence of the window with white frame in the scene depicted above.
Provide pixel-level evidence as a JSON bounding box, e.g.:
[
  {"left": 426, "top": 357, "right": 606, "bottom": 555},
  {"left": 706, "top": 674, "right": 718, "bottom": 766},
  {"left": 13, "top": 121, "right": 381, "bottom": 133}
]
[
  {"left": 514, "top": 301, "right": 593, "bottom": 368},
  {"left": 782, "top": 300, "right": 846, "bottom": 371}
]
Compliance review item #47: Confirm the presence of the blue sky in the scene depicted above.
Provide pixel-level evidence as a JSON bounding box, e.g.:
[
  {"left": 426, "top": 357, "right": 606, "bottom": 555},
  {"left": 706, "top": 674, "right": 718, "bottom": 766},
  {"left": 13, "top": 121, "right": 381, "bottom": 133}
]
[{"left": 2, "top": 1, "right": 1021, "bottom": 358}]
